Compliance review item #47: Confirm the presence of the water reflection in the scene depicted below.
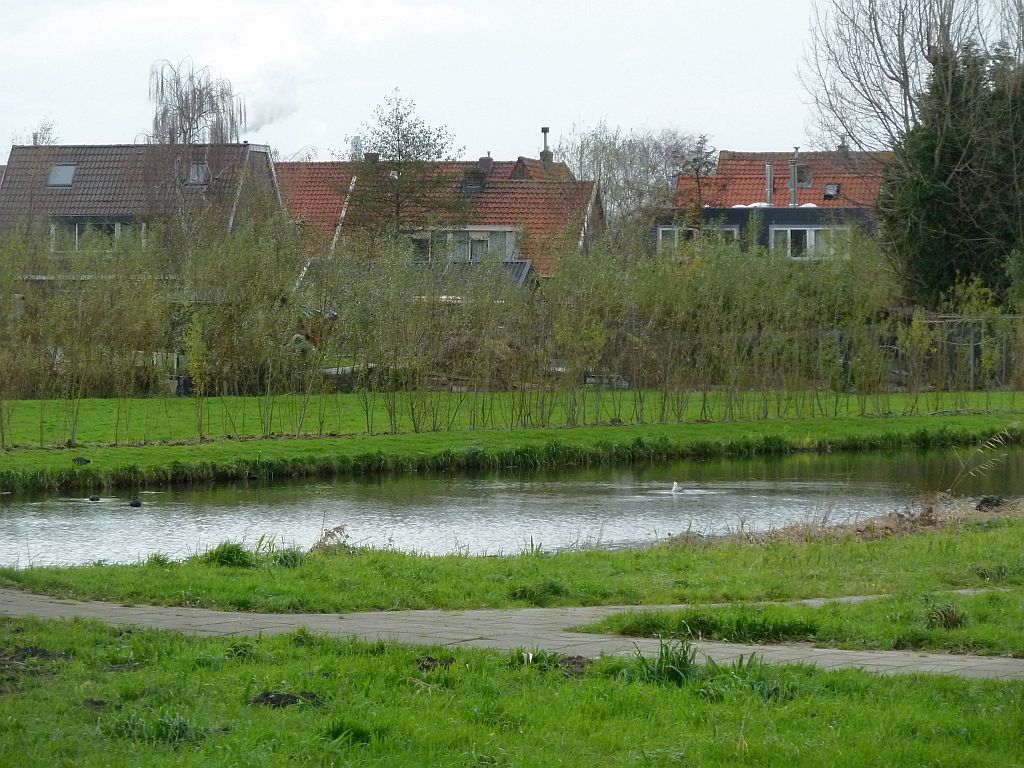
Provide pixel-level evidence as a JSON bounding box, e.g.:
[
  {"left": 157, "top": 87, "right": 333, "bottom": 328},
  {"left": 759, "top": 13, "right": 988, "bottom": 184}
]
[{"left": 0, "top": 447, "right": 1019, "bottom": 565}]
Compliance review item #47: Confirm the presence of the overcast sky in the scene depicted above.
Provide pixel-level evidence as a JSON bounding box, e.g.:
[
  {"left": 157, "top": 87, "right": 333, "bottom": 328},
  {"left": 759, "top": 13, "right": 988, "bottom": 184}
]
[{"left": 1, "top": 0, "right": 820, "bottom": 162}]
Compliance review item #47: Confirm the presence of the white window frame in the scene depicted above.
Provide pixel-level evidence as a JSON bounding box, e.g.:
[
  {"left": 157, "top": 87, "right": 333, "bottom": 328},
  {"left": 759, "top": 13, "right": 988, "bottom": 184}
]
[
  {"left": 49, "top": 219, "right": 146, "bottom": 252},
  {"left": 406, "top": 226, "right": 519, "bottom": 262},
  {"left": 186, "top": 161, "right": 211, "bottom": 186},
  {"left": 657, "top": 225, "right": 739, "bottom": 250},
  {"left": 769, "top": 225, "right": 846, "bottom": 259},
  {"left": 657, "top": 225, "right": 696, "bottom": 249}
]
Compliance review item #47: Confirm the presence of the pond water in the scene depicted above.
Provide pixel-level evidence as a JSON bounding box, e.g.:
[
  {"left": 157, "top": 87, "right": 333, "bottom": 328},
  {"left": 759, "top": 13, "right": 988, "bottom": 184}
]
[{"left": 0, "top": 447, "right": 1020, "bottom": 566}]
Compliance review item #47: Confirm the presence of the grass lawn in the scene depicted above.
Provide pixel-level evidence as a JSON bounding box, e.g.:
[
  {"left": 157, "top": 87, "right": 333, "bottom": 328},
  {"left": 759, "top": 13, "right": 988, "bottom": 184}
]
[
  {"left": 1, "top": 616, "right": 1021, "bottom": 767},
  {"left": 3, "top": 410, "right": 1023, "bottom": 493},
  {"left": 7, "top": 389, "right": 1024, "bottom": 448},
  {"left": 3, "top": 515, "right": 1022, "bottom": 620},
  {"left": 577, "top": 589, "right": 1024, "bottom": 657}
]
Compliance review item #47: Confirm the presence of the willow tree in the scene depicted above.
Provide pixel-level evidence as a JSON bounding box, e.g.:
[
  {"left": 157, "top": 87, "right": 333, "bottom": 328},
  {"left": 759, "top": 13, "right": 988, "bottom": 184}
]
[
  {"left": 148, "top": 58, "right": 246, "bottom": 145},
  {"left": 554, "top": 122, "right": 711, "bottom": 249}
]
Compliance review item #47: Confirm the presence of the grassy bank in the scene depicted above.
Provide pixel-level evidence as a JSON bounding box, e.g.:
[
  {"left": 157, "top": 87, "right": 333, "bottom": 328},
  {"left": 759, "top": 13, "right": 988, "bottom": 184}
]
[
  {"left": 578, "top": 589, "right": 1024, "bottom": 657},
  {"left": 7, "top": 390, "right": 1024, "bottom": 448},
  {"left": 2, "top": 616, "right": 1021, "bottom": 767},
  {"left": 4, "top": 515, "right": 1022, "bottom": 615},
  {"left": 2, "top": 411, "right": 1022, "bottom": 494}
]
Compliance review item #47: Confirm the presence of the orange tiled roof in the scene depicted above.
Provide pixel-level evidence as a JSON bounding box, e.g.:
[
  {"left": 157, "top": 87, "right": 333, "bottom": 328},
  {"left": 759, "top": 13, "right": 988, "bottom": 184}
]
[
  {"left": 275, "top": 157, "right": 596, "bottom": 275},
  {"left": 675, "top": 150, "right": 892, "bottom": 210},
  {"left": 274, "top": 161, "right": 355, "bottom": 244}
]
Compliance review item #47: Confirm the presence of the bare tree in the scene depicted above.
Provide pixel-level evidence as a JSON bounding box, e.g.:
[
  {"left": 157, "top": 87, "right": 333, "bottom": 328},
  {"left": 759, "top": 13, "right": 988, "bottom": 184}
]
[
  {"left": 12, "top": 116, "right": 59, "bottom": 146},
  {"left": 148, "top": 58, "right": 246, "bottom": 145},
  {"left": 801, "top": 0, "right": 992, "bottom": 150},
  {"left": 554, "top": 121, "right": 703, "bottom": 224}
]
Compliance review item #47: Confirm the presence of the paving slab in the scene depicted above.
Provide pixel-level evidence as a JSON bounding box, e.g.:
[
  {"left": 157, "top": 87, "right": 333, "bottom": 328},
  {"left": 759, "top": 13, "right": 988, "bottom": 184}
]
[{"left": 3, "top": 587, "right": 1024, "bottom": 680}]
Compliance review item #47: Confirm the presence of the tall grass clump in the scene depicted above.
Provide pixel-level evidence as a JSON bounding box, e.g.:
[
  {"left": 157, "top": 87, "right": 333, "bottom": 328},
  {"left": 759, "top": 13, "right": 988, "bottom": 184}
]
[{"left": 199, "top": 541, "right": 258, "bottom": 568}]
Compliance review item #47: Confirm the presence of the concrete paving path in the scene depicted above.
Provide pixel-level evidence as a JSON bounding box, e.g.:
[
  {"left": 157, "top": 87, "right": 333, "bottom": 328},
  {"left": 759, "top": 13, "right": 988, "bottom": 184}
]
[{"left": 2, "top": 587, "right": 1023, "bottom": 680}]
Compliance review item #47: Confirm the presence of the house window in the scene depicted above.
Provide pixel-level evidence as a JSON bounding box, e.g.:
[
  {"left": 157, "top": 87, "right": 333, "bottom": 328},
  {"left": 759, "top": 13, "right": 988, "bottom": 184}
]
[
  {"left": 470, "top": 235, "right": 489, "bottom": 261},
  {"left": 656, "top": 225, "right": 696, "bottom": 250},
  {"left": 452, "top": 232, "right": 472, "bottom": 262},
  {"left": 796, "top": 164, "right": 812, "bottom": 187},
  {"left": 488, "top": 231, "right": 508, "bottom": 255},
  {"left": 406, "top": 228, "right": 518, "bottom": 261},
  {"left": 186, "top": 161, "right": 210, "bottom": 185},
  {"left": 823, "top": 182, "right": 841, "bottom": 200},
  {"left": 770, "top": 226, "right": 843, "bottom": 258},
  {"left": 49, "top": 217, "right": 141, "bottom": 252},
  {"left": 411, "top": 236, "right": 430, "bottom": 261},
  {"left": 657, "top": 225, "right": 738, "bottom": 250},
  {"left": 46, "top": 163, "right": 76, "bottom": 187}
]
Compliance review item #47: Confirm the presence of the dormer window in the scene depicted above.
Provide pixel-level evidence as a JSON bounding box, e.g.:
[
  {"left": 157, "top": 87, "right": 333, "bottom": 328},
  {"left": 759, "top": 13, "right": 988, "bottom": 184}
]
[
  {"left": 186, "top": 161, "right": 210, "bottom": 185},
  {"left": 461, "top": 170, "right": 486, "bottom": 195},
  {"left": 46, "top": 163, "right": 76, "bottom": 187}
]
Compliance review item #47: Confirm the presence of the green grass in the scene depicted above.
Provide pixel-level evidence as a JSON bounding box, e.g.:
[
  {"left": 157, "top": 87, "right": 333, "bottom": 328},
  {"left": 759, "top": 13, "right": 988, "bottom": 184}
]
[
  {"left": 7, "top": 389, "right": 1024, "bottom": 448},
  {"left": 1, "top": 616, "right": 1022, "bottom": 767},
  {"left": 4, "top": 516, "right": 1023, "bottom": 614},
  {"left": 2, "top": 410, "right": 1022, "bottom": 493},
  {"left": 578, "top": 589, "right": 1024, "bottom": 656}
]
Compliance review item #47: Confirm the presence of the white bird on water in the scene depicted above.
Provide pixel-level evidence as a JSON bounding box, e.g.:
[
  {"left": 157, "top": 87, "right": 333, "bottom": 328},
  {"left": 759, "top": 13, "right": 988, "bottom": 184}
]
[{"left": 672, "top": 482, "right": 682, "bottom": 494}]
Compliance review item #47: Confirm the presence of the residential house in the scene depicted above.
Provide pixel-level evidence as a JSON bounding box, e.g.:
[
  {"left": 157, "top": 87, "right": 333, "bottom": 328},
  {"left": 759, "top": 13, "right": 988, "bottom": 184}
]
[
  {"left": 275, "top": 138, "right": 603, "bottom": 284},
  {"left": 0, "top": 142, "right": 281, "bottom": 272},
  {"left": 670, "top": 145, "right": 891, "bottom": 257}
]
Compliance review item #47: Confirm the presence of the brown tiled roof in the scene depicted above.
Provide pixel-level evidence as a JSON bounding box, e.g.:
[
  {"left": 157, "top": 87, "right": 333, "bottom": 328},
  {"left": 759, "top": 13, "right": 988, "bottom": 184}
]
[
  {"left": 0, "top": 143, "right": 273, "bottom": 230},
  {"left": 675, "top": 150, "right": 892, "bottom": 210},
  {"left": 275, "top": 157, "right": 597, "bottom": 275}
]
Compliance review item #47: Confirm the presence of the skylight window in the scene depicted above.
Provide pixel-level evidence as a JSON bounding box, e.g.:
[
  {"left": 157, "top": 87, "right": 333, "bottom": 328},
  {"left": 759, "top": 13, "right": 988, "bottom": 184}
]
[
  {"left": 46, "top": 163, "right": 76, "bottom": 187},
  {"left": 823, "top": 182, "right": 841, "bottom": 200},
  {"left": 186, "top": 161, "right": 210, "bottom": 185}
]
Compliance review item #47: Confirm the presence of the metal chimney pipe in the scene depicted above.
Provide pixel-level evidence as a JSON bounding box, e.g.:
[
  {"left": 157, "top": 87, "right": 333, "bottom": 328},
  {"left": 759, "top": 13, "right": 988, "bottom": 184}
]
[
  {"left": 540, "top": 126, "right": 553, "bottom": 166},
  {"left": 765, "top": 162, "right": 774, "bottom": 206},
  {"left": 789, "top": 158, "right": 798, "bottom": 207}
]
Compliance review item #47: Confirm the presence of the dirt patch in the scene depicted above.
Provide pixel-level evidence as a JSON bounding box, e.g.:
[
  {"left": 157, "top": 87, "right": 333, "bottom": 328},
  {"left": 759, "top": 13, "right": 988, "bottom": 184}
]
[
  {"left": 0, "top": 646, "right": 70, "bottom": 665},
  {"left": 83, "top": 698, "right": 120, "bottom": 711},
  {"left": 250, "top": 690, "right": 325, "bottom": 708},
  {"left": 664, "top": 496, "right": 1024, "bottom": 547},
  {"left": 0, "top": 646, "right": 71, "bottom": 695},
  {"left": 557, "top": 655, "right": 593, "bottom": 677},
  {"left": 416, "top": 655, "right": 455, "bottom": 672}
]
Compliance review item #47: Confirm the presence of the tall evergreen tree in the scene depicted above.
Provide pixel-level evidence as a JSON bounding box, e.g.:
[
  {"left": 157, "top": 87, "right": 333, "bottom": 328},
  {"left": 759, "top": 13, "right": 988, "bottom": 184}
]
[{"left": 881, "top": 43, "right": 1024, "bottom": 304}]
